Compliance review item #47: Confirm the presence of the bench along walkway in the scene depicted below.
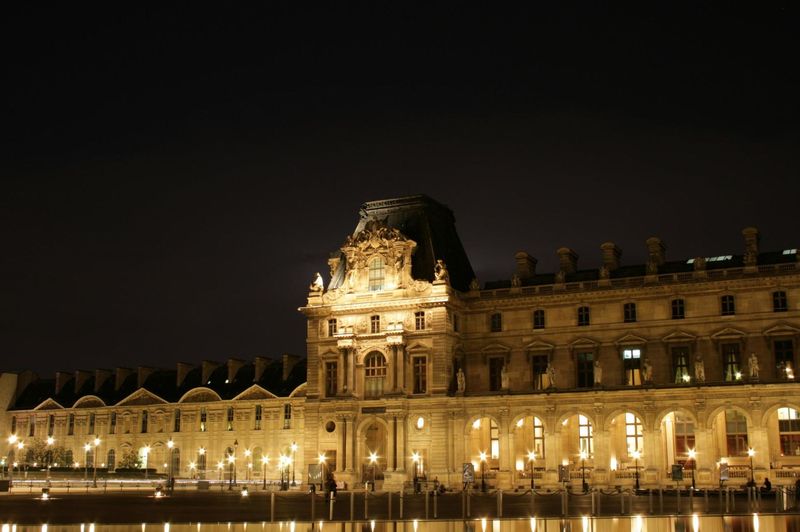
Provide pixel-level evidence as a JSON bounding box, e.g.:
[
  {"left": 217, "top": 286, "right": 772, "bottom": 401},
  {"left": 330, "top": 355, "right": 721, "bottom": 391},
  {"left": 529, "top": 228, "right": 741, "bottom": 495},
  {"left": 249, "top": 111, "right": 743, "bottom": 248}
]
[{"left": 0, "top": 487, "right": 798, "bottom": 524}]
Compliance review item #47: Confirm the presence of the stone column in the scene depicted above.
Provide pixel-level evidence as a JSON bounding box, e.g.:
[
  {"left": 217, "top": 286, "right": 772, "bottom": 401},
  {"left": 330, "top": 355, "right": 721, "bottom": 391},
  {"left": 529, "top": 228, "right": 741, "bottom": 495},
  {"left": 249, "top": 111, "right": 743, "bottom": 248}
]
[
  {"left": 396, "top": 414, "right": 407, "bottom": 474},
  {"left": 592, "top": 429, "right": 611, "bottom": 487},
  {"left": 498, "top": 410, "right": 512, "bottom": 488},
  {"left": 545, "top": 430, "right": 560, "bottom": 487},
  {"left": 388, "top": 416, "right": 397, "bottom": 470}
]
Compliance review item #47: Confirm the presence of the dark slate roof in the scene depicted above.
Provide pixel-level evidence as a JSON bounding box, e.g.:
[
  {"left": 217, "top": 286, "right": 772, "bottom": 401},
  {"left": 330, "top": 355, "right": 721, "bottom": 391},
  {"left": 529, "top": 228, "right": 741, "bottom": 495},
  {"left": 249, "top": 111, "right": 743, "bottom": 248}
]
[
  {"left": 331, "top": 195, "right": 476, "bottom": 292},
  {"left": 9, "top": 358, "right": 307, "bottom": 410},
  {"left": 484, "top": 251, "right": 797, "bottom": 290}
]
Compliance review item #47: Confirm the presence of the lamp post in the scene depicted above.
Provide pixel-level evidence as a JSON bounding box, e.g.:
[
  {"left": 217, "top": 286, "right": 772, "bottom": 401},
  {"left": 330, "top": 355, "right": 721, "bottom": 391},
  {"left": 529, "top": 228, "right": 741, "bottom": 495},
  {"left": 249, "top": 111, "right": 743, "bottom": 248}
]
[
  {"left": 7, "top": 435, "right": 19, "bottom": 487},
  {"left": 747, "top": 448, "right": 755, "bottom": 485},
  {"left": 198, "top": 447, "right": 206, "bottom": 480},
  {"left": 411, "top": 452, "right": 421, "bottom": 493},
  {"left": 527, "top": 451, "right": 536, "bottom": 490},
  {"left": 368, "top": 451, "right": 378, "bottom": 491},
  {"left": 278, "top": 454, "right": 288, "bottom": 490},
  {"left": 143, "top": 445, "right": 151, "bottom": 480},
  {"left": 167, "top": 439, "right": 175, "bottom": 491},
  {"left": 632, "top": 449, "right": 641, "bottom": 491},
  {"left": 318, "top": 453, "right": 327, "bottom": 492},
  {"left": 580, "top": 450, "right": 588, "bottom": 493},
  {"left": 479, "top": 451, "right": 487, "bottom": 493},
  {"left": 217, "top": 461, "right": 224, "bottom": 485},
  {"left": 92, "top": 437, "right": 100, "bottom": 488},
  {"left": 687, "top": 449, "right": 696, "bottom": 492},
  {"left": 46, "top": 436, "right": 54, "bottom": 485},
  {"left": 84, "top": 443, "right": 91, "bottom": 481},
  {"left": 227, "top": 453, "right": 235, "bottom": 490},
  {"left": 244, "top": 449, "right": 252, "bottom": 482},
  {"left": 291, "top": 442, "right": 298, "bottom": 487},
  {"left": 262, "top": 455, "right": 270, "bottom": 490}
]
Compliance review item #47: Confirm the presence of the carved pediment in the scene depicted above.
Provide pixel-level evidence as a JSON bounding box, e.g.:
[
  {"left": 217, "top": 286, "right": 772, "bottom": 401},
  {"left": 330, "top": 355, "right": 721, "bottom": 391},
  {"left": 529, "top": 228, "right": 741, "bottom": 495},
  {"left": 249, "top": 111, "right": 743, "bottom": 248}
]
[
  {"left": 73, "top": 395, "right": 106, "bottom": 408},
  {"left": 116, "top": 388, "right": 168, "bottom": 407},
  {"left": 763, "top": 323, "right": 800, "bottom": 337},
  {"left": 661, "top": 330, "right": 697, "bottom": 344},
  {"left": 179, "top": 387, "right": 222, "bottom": 403},
  {"left": 33, "top": 398, "right": 64, "bottom": 411},
  {"left": 710, "top": 327, "right": 747, "bottom": 340},
  {"left": 481, "top": 343, "right": 511, "bottom": 353},
  {"left": 570, "top": 337, "right": 600, "bottom": 350},
  {"left": 614, "top": 333, "right": 648, "bottom": 346},
  {"left": 524, "top": 340, "right": 555, "bottom": 353},
  {"left": 233, "top": 385, "right": 277, "bottom": 401}
]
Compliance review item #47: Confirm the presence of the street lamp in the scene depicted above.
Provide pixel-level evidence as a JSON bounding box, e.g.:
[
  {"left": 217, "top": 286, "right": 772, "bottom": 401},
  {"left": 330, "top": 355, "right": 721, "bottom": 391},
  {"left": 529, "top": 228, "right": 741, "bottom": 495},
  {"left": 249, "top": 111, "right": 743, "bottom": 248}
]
[
  {"left": 167, "top": 439, "right": 175, "bottom": 491},
  {"left": 631, "top": 449, "right": 641, "bottom": 491},
  {"left": 92, "top": 437, "right": 100, "bottom": 488},
  {"left": 291, "top": 442, "right": 298, "bottom": 487},
  {"left": 46, "top": 436, "right": 55, "bottom": 485},
  {"left": 747, "top": 448, "right": 755, "bottom": 485},
  {"left": 84, "top": 443, "right": 91, "bottom": 481},
  {"left": 278, "top": 454, "right": 288, "bottom": 490},
  {"left": 687, "top": 449, "right": 697, "bottom": 492},
  {"left": 479, "top": 451, "right": 488, "bottom": 493},
  {"left": 143, "top": 445, "right": 151, "bottom": 480},
  {"left": 227, "top": 453, "right": 236, "bottom": 490},
  {"left": 262, "top": 455, "right": 270, "bottom": 490},
  {"left": 411, "top": 452, "right": 421, "bottom": 493},
  {"left": 198, "top": 447, "right": 206, "bottom": 479},
  {"left": 7, "top": 435, "right": 20, "bottom": 487},
  {"left": 527, "top": 451, "right": 536, "bottom": 490},
  {"left": 318, "top": 453, "right": 327, "bottom": 492},
  {"left": 368, "top": 451, "right": 378, "bottom": 491},
  {"left": 580, "top": 450, "right": 588, "bottom": 493}
]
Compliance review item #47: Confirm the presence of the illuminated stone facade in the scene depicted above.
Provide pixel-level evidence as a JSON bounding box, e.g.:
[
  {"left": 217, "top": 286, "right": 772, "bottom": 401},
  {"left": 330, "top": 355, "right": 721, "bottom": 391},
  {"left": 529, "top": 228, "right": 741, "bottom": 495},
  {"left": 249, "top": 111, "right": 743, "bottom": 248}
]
[{"left": 3, "top": 195, "right": 800, "bottom": 491}]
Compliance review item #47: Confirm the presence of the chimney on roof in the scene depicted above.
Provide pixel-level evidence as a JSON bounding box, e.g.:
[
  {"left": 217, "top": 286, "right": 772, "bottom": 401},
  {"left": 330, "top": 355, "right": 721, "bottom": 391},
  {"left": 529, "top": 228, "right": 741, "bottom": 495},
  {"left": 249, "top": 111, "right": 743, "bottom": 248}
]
[
  {"left": 646, "top": 237, "right": 666, "bottom": 266},
  {"left": 514, "top": 251, "right": 538, "bottom": 280},
  {"left": 137, "top": 366, "right": 155, "bottom": 388},
  {"left": 254, "top": 356, "right": 272, "bottom": 382},
  {"left": 176, "top": 362, "right": 193, "bottom": 388},
  {"left": 600, "top": 242, "right": 622, "bottom": 271},
  {"left": 202, "top": 360, "right": 219, "bottom": 385},
  {"left": 94, "top": 369, "right": 111, "bottom": 393},
  {"left": 55, "top": 371, "right": 71, "bottom": 395},
  {"left": 74, "top": 370, "right": 92, "bottom": 395},
  {"left": 282, "top": 354, "right": 301, "bottom": 381},
  {"left": 742, "top": 227, "right": 759, "bottom": 269},
  {"left": 557, "top": 247, "right": 579, "bottom": 274},
  {"left": 227, "top": 358, "right": 244, "bottom": 383},
  {"left": 115, "top": 367, "right": 132, "bottom": 390}
]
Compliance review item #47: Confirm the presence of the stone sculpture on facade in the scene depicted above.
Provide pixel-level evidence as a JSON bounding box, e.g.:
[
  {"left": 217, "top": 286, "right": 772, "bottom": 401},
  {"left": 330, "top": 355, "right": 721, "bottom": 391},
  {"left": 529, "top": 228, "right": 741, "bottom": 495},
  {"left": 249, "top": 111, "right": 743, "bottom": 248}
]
[
  {"left": 469, "top": 278, "right": 480, "bottom": 291},
  {"left": 309, "top": 272, "right": 325, "bottom": 292},
  {"left": 511, "top": 274, "right": 521, "bottom": 288},
  {"left": 434, "top": 259, "right": 449, "bottom": 282},
  {"left": 642, "top": 358, "right": 654, "bottom": 384},
  {"left": 749, "top": 352, "right": 760, "bottom": 380},
  {"left": 593, "top": 359, "right": 603, "bottom": 386},
  {"left": 501, "top": 364, "right": 509, "bottom": 390},
  {"left": 694, "top": 355, "right": 706, "bottom": 383},
  {"left": 456, "top": 367, "right": 466, "bottom": 393},
  {"left": 547, "top": 363, "right": 557, "bottom": 388}
]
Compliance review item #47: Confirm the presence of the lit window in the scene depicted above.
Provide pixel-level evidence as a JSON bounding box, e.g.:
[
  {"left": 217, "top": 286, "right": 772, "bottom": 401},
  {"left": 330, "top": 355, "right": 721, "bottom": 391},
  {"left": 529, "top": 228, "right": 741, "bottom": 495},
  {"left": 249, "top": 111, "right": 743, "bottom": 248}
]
[
  {"left": 490, "top": 419, "right": 500, "bottom": 460},
  {"left": 623, "top": 348, "right": 642, "bottom": 386},
  {"left": 725, "top": 410, "right": 748, "bottom": 456},
  {"left": 368, "top": 258, "right": 385, "bottom": 291},
  {"left": 777, "top": 408, "right": 800, "bottom": 456},
  {"left": 199, "top": 408, "right": 207, "bottom": 432},
  {"left": 531, "top": 355, "right": 549, "bottom": 390},
  {"left": 532, "top": 417, "right": 545, "bottom": 459},
  {"left": 673, "top": 413, "right": 695, "bottom": 456},
  {"left": 671, "top": 347, "right": 691, "bottom": 383},
  {"left": 625, "top": 413, "right": 643, "bottom": 455},
  {"left": 578, "top": 415, "right": 593, "bottom": 456},
  {"left": 721, "top": 343, "right": 741, "bottom": 381},
  {"left": 775, "top": 340, "right": 795, "bottom": 379},
  {"left": 364, "top": 352, "right": 387, "bottom": 398}
]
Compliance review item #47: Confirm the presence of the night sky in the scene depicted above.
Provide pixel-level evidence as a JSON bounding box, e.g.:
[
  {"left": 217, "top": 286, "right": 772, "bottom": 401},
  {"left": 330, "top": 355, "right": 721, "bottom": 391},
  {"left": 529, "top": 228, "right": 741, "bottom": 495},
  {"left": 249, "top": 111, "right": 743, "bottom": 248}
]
[{"left": 3, "top": 6, "right": 798, "bottom": 375}]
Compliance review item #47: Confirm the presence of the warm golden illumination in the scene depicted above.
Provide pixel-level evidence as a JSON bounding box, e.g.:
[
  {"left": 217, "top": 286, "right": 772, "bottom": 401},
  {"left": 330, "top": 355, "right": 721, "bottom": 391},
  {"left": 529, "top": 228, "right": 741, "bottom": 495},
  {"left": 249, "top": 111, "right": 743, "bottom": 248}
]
[
  {"left": 368, "top": 451, "right": 378, "bottom": 464},
  {"left": 167, "top": 440, "right": 174, "bottom": 449},
  {"left": 46, "top": 436, "right": 55, "bottom": 446},
  {"left": 688, "top": 449, "right": 696, "bottom": 460},
  {"left": 262, "top": 454, "right": 270, "bottom": 465},
  {"left": 318, "top": 453, "right": 326, "bottom": 464},
  {"left": 479, "top": 451, "right": 487, "bottom": 462},
  {"left": 747, "top": 448, "right": 755, "bottom": 457},
  {"left": 198, "top": 447, "right": 206, "bottom": 455},
  {"left": 527, "top": 451, "right": 536, "bottom": 462}
]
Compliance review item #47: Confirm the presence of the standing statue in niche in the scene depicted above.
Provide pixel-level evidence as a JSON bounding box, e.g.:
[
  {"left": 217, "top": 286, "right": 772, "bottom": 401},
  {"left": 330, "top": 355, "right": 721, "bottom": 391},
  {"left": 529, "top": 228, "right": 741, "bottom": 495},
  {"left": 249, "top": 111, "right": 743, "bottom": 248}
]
[
  {"left": 501, "top": 364, "right": 510, "bottom": 390},
  {"left": 547, "top": 362, "right": 557, "bottom": 389},
  {"left": 642, "top": 358, "right": 654, "bottom": 384},
  {"left": 694, "top": 355, "right": 706, "bottom": 383},
  {"left": 593, "top": 360, "right": 603, "bottom": 386},
  {"left": 456, "top": 368, "right": 466, "bottom": 393},
  {"left": 511, "top": 274, "right": 521, "bottom": 288},
  {"left": 434, "top": 259, "right": 449, "bottom": 282},
  {"left": 309, "top": 272, "right": 325, "bottom": 292},
  {"left": 749, "top": 352, "right": 760, "bottom": 380}
]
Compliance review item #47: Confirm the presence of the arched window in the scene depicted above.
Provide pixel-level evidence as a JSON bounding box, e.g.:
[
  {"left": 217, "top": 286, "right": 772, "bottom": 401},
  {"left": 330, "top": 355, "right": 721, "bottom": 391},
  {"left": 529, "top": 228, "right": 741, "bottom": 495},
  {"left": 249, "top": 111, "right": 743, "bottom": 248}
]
[
  {"left": 778, "top": 407, "right": 800, "bottom": 456},
  {"left": 533, "top": 417, "right": 545, "bottom": 459},
  {"left": 725, "top": 410, "right": 748, "bottom": 456},
  {"left": 364, "top": 352, "right": 387, "bottom": 398},
  {"left": 171, "top": 447, "right": 181, "bottom": 473},
  {"left": 107, "top": 449, "right": 116, "bottom": 471},
  {"left": 579, "top": 415, "right": 593, "bottom": 455},
  {"left": 625, "top": 413, "right": 643, "bottom": 454},
  {"left": 368, "top": 257, "right": 385, "bottom": 291}
]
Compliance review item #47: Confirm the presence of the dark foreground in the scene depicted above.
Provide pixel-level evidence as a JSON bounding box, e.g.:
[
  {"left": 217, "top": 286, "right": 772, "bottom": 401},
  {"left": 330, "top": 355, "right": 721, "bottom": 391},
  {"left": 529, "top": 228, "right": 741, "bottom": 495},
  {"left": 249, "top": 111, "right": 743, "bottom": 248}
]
[{"left": 1, "top": 489, "right": 798, "bottom": 524}]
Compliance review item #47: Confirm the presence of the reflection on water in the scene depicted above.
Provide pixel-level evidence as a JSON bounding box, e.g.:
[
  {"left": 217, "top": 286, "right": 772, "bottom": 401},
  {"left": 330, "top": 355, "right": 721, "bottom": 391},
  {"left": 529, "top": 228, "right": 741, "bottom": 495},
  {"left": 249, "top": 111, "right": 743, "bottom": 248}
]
[{"left": 3, "top": 515, "right": 799, "bottom": 532}]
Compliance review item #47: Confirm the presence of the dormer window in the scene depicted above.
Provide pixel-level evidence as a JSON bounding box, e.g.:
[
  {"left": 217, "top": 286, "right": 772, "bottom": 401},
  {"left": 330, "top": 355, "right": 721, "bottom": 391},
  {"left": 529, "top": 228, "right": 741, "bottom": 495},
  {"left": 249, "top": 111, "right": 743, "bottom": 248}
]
[{"left": 368, "top": 257, "right": 385, "bottom": 291}]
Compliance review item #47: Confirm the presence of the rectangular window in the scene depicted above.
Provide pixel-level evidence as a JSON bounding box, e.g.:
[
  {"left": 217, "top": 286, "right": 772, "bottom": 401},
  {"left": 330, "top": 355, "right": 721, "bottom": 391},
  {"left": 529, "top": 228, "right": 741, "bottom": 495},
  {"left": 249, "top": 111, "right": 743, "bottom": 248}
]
[
  {"left": 533, "top": 309, "right": 545, "bottom": 330},
  {"left": 674, "top": 413, "right": 695, "bottom": 456},
  {"left": 579, "top": 415, "right": 593, "bottom": 456},
  {"left": 174, "top": 409, "right": 181, "bottom": 432},
  {"left": 283, "top": 404, "right": 292, "bottom": 429},
  {"left": 48, "top": 415, "right": 55, "bottom": 437},
  {"left": 533, "top": 417, "right": 545, "bottom": 459},
  {"left": 774, "top": 291, "right": 788, "bottom": 312},
  {"left": 227, "top": 407, "right": 234, "bottom": 431},
  {"left": 775, "top": 339, "right": 795, "bottom": 379},
  {"left": 68, "top": 414, "right": 75, "bottom": 435},
  {"left": 199, "top": 408, "right": 207, "bottom": 432},
  {"left": 725, "top": 410, "right": 748, "bottom": 456},
  {"left": 328, "top": 318, "right": 338, "bottom": 336},
  {"left": 414, "top": 311, "right": 425, "bottom": 331},
  {"left": 671, "top": 346, "right": 691, "bottom": 383},
  {"left": 453, "top": 314, "right": 460, "bottom": 333},
  {"left": 721, "top": 295, "right": 736, "bottom": 316},
  {"left": 531, "top": 354, "right": 549, "bottom": 390},
  {"left": 489, "top": 357, "right": 504, "bottom": 391},
  {"left": 109, "top": 412, "right": 116, "bottom": 434},
  {"left": 325, "top": 361, "right": 338, "bottom": 396},
  {"left": 490, "top": 420, "right": 500, "bottom": 461},
  {"left": 413, "top": 356, "right": 427, "bottom": 394},
  {"left": 576, "top": 352, "right": 594, "bottom": 388},
  {"left": 722, "top": 343, "right": 741, "bottom": 381},
  {"left": 368, "top": 258, "right": 384, "bottom": 291},
  {"left": 577, "top": 306, "right": 590, "bottom": 326},
  {"left": 370, "top": 315, "right": 380, "bottom": 334},
  {"left": 10, "top": 416, "right": 16, "bottom": 435},
  {"left": 671, "top": 298, "right": 685, "bottom": 320},
  {"left": 623, "top": 302, "right": 637, "bottom": 323},
  {"left": 623, "top": 348, "right": 642, "bottom": 386},
  {"left": 625, "top": 413, "right": 643, "bottom": 454},
  {"left": 88, "top": 413, "right": 95, "bottom": 435},
  {"left": 778, "top": 407, "right": 800, "bottom": 455},
  {"left": 254, "top": 405, "right": 262, "bottom": 430},
  {"left": 28, "top": 415, "right": 35, "bottom": 437},
  {"left": 141, "top": 410, "right": 148, "bottom": 433},
  {"left": 490, "top": 313, "right": 502, "bottom": 332}
]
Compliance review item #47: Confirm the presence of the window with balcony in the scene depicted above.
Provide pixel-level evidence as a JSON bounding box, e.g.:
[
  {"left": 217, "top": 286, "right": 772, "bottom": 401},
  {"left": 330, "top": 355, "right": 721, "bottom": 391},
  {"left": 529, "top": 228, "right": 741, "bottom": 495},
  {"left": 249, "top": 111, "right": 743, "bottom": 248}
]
[
  {"left": 488, "top": 357, "right": 504, "bottom": 391},
  {"left": 364, "top": 352, "right": 387, "bottom": 398},
  {"left": 531, "top": 354, "right": 549, "bottom": 390},
  {"left": 722, "top": 343, "right": 741, "bottom": 381},
  {"left": 775, "top": 339, "right": 795, "bottom": 379}
]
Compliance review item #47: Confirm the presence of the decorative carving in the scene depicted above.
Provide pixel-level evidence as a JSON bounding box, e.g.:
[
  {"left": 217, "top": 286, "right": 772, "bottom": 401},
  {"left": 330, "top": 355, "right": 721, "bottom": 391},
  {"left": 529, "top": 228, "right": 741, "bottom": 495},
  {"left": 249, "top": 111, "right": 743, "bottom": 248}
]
[
  {"left": 511, "top": 274, "right": 521, "bottom": 288},
  {"left": 555, "top": 270, "right": 566, "bottom": 283},
  {"left": 693, "top": 257, "right": 706, "bottom": 271},
  {"left": 599, "top": 265, "right": 610, "bottom": 280},
  {"left": 469, "top": 278, "right": 480, "bottom": 291},
  {"left": 694, "top": 355, "right": 706, "bottom": 383},
  {"left": 748, "top": 352, "right": 760, "bottom": 380},
  {"left": 309, "top": 272, "right": 324, "bottom": 292},
  {"left": 456, "top": 368, "right": 465, "bottom": 393},
  {"left": 547, "top": 363, "right": 557, "bottom": 388},
  {"left": 434, "top": 259, "right": 449, "bottom": 282},
  {"left": 642, "top": 358, "right": 653, "bottom": 384},
  {"left": 593, "top": 360, "right": 603, "bottom": 386}
]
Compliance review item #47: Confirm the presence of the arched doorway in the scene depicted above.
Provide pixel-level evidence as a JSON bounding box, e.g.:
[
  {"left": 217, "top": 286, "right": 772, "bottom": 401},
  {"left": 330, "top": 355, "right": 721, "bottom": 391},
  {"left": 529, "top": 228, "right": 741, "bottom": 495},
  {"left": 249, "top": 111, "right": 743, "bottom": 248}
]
[
  {"left": 512, "top": 416, "right": 545, "bottom": 486},
  {"left": 660, "top": 411, "right": 696, "bottom": 482},
  {"left": 360, "top": 420, "right": 387, "bottom": 486},
  {"left": 468, "top": 417, "right": 500, "bottom": 488}
]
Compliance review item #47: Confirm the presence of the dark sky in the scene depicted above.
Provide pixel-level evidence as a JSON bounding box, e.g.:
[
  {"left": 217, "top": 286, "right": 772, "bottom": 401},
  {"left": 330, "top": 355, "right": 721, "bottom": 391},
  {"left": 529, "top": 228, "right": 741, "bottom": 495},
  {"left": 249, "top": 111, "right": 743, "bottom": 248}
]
[{"left": 3, "top": 5, "right": 798, "bottom": 375}]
